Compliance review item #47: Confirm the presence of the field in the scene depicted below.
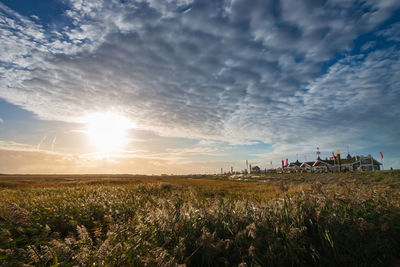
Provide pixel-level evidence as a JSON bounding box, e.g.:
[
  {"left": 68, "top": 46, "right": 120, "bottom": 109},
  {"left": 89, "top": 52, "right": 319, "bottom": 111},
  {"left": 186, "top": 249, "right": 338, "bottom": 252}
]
[{"left": 1, "top": 171, "right": 400, "bottom": 266}]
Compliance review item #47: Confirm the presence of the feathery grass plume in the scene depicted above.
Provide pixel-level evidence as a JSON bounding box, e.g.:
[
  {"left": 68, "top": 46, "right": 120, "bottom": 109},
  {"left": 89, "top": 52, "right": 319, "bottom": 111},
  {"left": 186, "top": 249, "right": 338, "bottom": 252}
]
[
  {"left": 77, "top": 225, "right": 93, "bottom": 245},
  {"left": 50, "top": 239, "right": 71, "bottom": 260},
  {"left": 26, "top": 245, "right": 40, "bottom": 264},
  {"left": 1, "top": 202, "right": 31, "bottom": 224},
  {"left": 0, "top": 172, "right": 400, "bottom": 266}
]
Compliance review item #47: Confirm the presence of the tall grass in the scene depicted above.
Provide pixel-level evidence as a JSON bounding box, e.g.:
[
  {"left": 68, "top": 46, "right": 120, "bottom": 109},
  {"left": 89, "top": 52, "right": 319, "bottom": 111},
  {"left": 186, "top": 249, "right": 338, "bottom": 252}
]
[{"left": 0, "top": 174, "right": 399, "bottom": 266}]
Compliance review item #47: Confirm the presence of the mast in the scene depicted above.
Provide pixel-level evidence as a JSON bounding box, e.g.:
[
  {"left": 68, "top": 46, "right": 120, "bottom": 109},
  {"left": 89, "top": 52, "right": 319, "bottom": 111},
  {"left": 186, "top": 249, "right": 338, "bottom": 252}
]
[{"left": 316, "top": 147, "right": 321, "bottom": 160}]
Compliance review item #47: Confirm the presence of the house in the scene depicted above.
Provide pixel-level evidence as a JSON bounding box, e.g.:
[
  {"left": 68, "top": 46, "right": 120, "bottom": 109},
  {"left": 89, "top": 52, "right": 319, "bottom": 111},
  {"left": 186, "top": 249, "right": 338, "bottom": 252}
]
[
  {"left": 312, "top": 160, "right": 332, "bottom": 172},
  {"left": 352, "top": 155, "right": 381, "bottom": 171},
  {"left": 251, "top": 166, "right": 261, "bottom": 173},
  {"left": 299, "top": 162, "right": 312, "bottom": 172},
  {"left": 324, "top": 155, "right": 381, "bottom": 171},
  {"left": 297, "top": 160, "right": 331, "bottom": 172},
  {"left": 290, "top": 154, "right": 381, "bottom": 173},
  {"left": 285, "top": 162, "right": 301, "bottom": 173}
]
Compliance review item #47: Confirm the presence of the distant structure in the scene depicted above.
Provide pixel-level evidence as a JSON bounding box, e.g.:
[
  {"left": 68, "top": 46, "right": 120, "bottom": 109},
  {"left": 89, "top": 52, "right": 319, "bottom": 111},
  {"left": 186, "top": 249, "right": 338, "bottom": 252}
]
[
  {"left": 280, "top": 153, "right": 382, "bottom": 173},
  {"left": 316, "top": 147, "right": 321, "bottom": 160},
  {"left": 251, "top": 166, "right": 261, "bottom": 173},
  {"left": 235, "top": 148, "right": 383, "bottom": 175}
]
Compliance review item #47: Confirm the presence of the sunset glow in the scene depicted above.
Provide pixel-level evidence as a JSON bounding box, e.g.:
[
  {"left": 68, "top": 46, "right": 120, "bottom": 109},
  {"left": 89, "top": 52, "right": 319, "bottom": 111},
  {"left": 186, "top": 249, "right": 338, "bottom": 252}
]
[{"left": 85, "top": 112, "right": 132, "bottom": 152}]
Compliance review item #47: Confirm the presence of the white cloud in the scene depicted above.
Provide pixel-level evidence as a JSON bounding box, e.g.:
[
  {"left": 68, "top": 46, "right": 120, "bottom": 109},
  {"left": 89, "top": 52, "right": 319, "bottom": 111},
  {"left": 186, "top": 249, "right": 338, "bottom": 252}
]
[
  {"left": 0, "top": 140, "right": 57, "bottom": 153},
  {"left": 378, "top": 21, "right": 400, "bottom": 42},
  {"left": 0, "top": 139, "right": 239, "bottom": 174}
]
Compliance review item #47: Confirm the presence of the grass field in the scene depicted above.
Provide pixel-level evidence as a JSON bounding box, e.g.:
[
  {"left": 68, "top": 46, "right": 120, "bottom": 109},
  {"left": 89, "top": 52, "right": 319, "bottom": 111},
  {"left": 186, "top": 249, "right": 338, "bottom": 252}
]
[{"left": 1, "top": 171, "right": 400, "bottom": 266}]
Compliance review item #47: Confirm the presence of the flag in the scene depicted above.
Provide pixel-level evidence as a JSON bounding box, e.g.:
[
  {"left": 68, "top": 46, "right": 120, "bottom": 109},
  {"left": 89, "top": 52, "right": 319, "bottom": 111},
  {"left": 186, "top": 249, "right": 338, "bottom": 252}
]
[
  {"left": 286, "top": 158, "right": 288, "bottom": 165},
  {"left": 380, "top": 152, "right": 383, "bottom": 159},
  {"left": 270, "top": 161, "right": 272, "bottom": 165},
  {"left": 332, "top": 152, "right": 337, "bottom": 161}
]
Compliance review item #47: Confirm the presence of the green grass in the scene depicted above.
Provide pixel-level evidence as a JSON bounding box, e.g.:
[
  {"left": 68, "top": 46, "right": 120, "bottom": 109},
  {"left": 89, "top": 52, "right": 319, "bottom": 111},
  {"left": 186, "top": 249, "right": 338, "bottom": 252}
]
[{"left": 0, "top": 171, "right": 400, "bottom": 266}]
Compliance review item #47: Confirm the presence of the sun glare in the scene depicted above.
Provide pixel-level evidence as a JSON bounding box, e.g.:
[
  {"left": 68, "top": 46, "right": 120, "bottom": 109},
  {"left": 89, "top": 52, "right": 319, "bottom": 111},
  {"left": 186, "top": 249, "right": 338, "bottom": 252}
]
[{"left": 85, "top": 112, "right": 132, "bottom": 152}]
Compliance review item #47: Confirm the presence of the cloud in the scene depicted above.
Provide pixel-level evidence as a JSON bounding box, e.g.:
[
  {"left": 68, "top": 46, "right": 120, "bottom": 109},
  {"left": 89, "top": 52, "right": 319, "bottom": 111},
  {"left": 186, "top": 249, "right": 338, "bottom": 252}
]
[
  {"left": 378, "top": 21, "right": 400, "bottom": 42},
  {"left": 0, "top": 0, "right": 399, "bottom": 158},
  {"left": 166, "top": 146, "right": 227, "bottom": 157},
  {"left": 301, "top": 48, "right": 400, "bottom": 136},
  {"left": 0, "top": 139, "right": 240, "bottom": 174},
  {"left": 0, "top": 140, "right": 66, "bottom": 154},
  {"left": 361, "top": 41, "right": 376, "bottom": 52}
]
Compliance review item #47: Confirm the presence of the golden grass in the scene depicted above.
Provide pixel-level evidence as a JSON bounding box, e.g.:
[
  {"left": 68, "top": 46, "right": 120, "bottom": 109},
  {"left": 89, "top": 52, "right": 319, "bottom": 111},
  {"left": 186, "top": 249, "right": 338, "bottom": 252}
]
[{"left": 0, "top": 171, "right": 400, "bottom": 266}]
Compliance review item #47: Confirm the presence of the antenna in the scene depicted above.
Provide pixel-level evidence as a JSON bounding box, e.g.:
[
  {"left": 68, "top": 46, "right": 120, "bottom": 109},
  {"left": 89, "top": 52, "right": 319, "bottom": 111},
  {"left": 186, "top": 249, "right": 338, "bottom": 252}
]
[{"left": 316, "top": 147, "right": 321, "bottom": 160}]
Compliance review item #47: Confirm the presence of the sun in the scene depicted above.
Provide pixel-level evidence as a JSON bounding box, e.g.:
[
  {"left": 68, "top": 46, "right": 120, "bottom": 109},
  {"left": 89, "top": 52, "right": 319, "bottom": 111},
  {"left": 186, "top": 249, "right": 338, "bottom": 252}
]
[{"left": 84, "top": 112, "right": 132, "bottom": 152}]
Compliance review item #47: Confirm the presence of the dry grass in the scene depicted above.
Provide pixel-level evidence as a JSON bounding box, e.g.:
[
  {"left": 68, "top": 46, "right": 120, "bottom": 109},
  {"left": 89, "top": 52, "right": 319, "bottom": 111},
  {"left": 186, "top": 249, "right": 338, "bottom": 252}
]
[{"left": 0, "top": 171, "right": 400, "bottom": 266}]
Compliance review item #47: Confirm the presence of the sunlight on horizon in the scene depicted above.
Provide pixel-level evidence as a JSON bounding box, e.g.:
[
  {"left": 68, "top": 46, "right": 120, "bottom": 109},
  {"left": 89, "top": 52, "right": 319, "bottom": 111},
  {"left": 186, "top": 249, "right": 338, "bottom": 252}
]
[{"left": 84, "top": 112, "right": 133, "bottom": 153}]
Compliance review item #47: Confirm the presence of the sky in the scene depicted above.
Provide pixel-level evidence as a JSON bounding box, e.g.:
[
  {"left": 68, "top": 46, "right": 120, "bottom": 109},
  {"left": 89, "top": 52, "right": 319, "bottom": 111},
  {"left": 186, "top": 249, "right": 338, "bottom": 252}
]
[{"left": 0, "top": 0, "right": 399, "bottom": 174}]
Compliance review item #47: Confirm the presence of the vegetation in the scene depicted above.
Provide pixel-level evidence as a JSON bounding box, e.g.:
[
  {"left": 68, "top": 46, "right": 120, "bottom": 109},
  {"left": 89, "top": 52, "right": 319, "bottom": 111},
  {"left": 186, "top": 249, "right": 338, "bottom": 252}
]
[{"left": 0, "top": 171, "right": 400, "bottom": 266}]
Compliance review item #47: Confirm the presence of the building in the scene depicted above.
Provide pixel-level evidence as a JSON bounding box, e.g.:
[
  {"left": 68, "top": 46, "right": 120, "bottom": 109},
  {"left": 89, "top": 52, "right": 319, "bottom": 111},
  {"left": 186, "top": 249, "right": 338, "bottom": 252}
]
[
  {"left": 285, "top": 162, "right": 301, "bottom": 173},
  {"left": 299, "top": 162, "right": 312, "bottom": 171},
  {"left": 312, "top": 160, "right": 332, "bottom": 172},
  {"left": 293, "top": 154, "right": 382, "bottom": 172},
  {"left": 251, "top": 166, "right": 261, "bottom": 173},
  {"left": 352, "top": 155, "right": 382, "bottom": 171}
]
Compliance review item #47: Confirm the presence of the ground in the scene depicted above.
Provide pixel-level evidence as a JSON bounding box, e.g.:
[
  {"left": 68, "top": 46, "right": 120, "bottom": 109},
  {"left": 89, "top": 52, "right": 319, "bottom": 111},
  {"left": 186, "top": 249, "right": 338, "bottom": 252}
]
[{"left": 0, "top": 171, "right": 399, "bottom": 266}]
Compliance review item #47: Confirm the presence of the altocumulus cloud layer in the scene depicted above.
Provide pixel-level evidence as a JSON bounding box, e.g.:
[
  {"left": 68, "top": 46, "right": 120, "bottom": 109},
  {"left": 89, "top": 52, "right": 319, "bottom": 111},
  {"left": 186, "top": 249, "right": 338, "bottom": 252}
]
[{"left": 1, "top": 0, "right": 400, "bottom": 156}]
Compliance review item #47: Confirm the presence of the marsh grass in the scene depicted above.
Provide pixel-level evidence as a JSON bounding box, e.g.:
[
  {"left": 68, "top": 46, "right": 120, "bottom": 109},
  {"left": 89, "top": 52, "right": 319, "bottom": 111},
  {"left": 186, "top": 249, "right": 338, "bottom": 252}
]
[{"left": 0, "top": 171, "right": 400, "bottom": 266}]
